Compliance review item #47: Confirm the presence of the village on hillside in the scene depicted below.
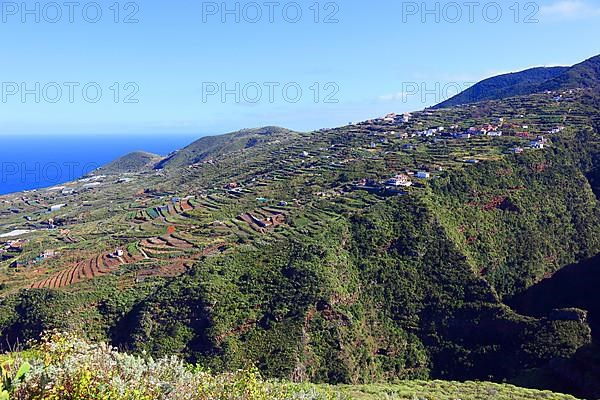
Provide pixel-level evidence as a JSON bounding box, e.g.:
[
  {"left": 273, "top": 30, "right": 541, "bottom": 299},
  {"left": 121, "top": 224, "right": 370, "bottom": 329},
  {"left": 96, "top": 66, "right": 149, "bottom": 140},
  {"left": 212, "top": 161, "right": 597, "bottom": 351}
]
[{"left": 0, "top": 88, "right": 588, "bottom": 292}]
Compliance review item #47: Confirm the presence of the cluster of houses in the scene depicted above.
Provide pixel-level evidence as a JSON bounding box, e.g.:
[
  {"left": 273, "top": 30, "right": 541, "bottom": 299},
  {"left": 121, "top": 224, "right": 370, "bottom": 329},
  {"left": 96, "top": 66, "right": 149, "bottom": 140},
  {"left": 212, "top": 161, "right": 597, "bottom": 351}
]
[
  {"left": 417, "top": 127, "right": 445, "bottom": 137},
  {"left": 401, "top": 123, "right": 505, "bottom": 140},
  {"left": 387, "top": 117, "right": 559, "bottom": 157},
  {"left": 382, "top": 113, "right": 411, "bottom": 124},
  {"left": 358, "top": 112, "right": 411, "bottom": 126},
  {"left": 49, "top": 186, "right": 79, "bottom": 196},
  {"left": 375, "top": 112, "right": 565, "bottom": 144},
  {"left": 510, "top": 136, "right": 548, "bottom": 154},
  {"left": 451, "top": 124, "right": 503, "bottom": 139}
]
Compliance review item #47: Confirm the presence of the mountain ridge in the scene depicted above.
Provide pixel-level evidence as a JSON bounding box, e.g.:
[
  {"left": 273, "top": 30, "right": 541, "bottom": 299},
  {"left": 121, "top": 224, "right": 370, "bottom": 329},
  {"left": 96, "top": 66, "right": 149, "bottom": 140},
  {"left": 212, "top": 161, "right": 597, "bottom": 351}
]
[
  {"left": 434, "top": 54, "right": 600, "bottom": 109},
  {"left": 95, "top": 150, "right": 163, "bottom": 175},
  {"left": 156, "top": 126, "right": 299, "bottom": 169}
]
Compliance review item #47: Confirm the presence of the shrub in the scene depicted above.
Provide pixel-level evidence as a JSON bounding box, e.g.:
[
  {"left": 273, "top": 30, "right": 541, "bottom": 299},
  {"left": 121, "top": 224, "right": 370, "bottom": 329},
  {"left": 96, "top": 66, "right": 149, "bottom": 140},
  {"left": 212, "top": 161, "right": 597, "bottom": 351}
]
[{"left": 4, "top": 332, "right": 345, "bottom": 400}]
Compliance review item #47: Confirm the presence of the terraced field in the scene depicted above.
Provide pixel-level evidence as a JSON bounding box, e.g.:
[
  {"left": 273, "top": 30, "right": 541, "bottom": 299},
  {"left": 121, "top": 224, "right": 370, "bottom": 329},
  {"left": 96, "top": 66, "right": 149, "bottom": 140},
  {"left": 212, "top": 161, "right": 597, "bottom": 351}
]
[
  {"left": 27, "top": 190, "right": 293, "bottom": 288},
  {"left": 30, "top": 250, "right": 145, "bottom": 289}
]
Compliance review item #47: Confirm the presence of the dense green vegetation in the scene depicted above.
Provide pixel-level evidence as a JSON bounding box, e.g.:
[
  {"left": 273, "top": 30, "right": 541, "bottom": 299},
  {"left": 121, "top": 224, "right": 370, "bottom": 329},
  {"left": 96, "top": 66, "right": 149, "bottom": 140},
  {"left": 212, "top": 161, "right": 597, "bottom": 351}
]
[
  {"left": 435, "top": 54, "right": 600, "bottom": 109},
  {"left": 2, "top": 193, "right": 590, "bottom": 387},
  {"left": 429, "top": 146, "right": 600, "bottom": 297},
  {"left": 0, "top": 332, "right": 581, "bottom": 399},
  {"left": 434, "top": 66, "right": 568, "bottom": 109}
]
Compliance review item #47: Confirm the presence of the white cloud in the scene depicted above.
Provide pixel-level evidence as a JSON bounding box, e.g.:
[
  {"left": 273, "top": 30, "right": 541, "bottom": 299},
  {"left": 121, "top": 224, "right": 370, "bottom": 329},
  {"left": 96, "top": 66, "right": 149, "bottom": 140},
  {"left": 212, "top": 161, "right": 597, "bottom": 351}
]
[{"left": 540, "top": 0, "right": 600, "bottom": 21}]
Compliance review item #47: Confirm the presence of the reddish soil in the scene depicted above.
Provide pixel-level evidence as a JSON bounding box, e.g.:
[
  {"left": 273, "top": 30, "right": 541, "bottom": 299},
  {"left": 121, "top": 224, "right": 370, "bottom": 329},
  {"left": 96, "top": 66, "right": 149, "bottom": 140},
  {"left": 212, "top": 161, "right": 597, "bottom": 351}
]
[
  {"left": 180, "top": 200, "right": 193, "bottom": 211},
  {"left": 30, "top": 251, "right": 144, "bottom": 289}
]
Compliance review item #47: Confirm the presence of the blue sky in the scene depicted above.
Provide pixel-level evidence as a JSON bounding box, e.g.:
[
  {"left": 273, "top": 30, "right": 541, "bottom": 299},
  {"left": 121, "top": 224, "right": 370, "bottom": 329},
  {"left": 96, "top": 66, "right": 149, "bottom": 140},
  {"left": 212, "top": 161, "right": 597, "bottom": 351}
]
[{"left": 1, "top": 0, "right": 599, "bottom": 135}]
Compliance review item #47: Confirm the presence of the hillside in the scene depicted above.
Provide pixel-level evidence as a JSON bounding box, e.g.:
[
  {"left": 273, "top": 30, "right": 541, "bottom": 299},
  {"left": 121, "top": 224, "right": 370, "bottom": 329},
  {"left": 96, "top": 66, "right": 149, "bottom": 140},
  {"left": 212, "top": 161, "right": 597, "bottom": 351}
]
[
  {"left": 1, "top": 88, "right": 600, "bottom": 398},
  {"left": 96, "top": 151, "right": 163, "bottom": 175},
  {"left": 156, "top": 126, "right": 299, "bottom": 169},
  {"left": 508, "top": 254, "right": 600, "bottom": 398},
  {"left": 434, "top": 54, "right": 600, "bottom": 109},
  {"left": 539, "top": 54, "right": 600, "bottom": 92},
  {"left": 434, "top": 67, "right": 567, "bottom": 109}
]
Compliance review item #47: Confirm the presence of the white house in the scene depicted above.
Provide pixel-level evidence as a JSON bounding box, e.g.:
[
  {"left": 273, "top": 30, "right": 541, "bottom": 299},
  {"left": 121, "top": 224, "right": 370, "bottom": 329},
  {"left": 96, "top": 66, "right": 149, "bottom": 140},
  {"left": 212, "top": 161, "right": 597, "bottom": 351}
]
[
  {"left": 530, "top": 140, "right": 544, "bottom": 149},
  {"left": 549, "top": 127, "right": 564, "bottom": 134},
  {"left": 416, "top": 171, "right": 431, "bottom": 179},
  {"left": 49, "top": 204, "right": 66, "bottom": 212},
  {"left": 385, "top": 174, "right": 412, "bottom": 187},
  {"left": 40, "top": 250, "right": 57, "bottom": 259},
  {"left": 383, "top": 113, "right": 396, "bottom": 123}
]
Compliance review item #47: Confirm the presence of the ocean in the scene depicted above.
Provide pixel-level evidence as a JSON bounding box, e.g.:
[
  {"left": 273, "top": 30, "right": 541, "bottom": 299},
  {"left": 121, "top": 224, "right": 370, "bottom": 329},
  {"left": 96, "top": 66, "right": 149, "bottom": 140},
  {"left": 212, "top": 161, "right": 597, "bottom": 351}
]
[{"left": 0, "top": 134, "right": 202, "bottom": 195}]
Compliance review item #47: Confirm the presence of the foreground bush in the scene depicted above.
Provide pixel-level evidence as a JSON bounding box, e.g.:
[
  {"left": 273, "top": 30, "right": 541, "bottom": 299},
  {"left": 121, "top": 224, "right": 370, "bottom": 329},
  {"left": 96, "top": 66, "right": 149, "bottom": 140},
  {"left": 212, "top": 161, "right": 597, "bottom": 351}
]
[{"left": 1, "top": 332, "right": 343, "bottom": 400}]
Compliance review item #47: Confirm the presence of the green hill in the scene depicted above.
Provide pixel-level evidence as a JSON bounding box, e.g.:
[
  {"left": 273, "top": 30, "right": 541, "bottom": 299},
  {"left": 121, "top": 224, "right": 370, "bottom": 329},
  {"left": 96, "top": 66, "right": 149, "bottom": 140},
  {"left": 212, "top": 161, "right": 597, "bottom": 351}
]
[
  {"left": 156, "top": 126, "right": 299, "bottom": 169},
  {"left": 538, "top": 54, "right": 600, "bottom": 92},
  {"left": 433, "top": 67, "right": 567, "bottom": 109},
  {"left": 96, "top": 151, "right": 163, "bottom": 175},
  {"left": 434, "top": 54, "right": 600, "bottom": 109}
]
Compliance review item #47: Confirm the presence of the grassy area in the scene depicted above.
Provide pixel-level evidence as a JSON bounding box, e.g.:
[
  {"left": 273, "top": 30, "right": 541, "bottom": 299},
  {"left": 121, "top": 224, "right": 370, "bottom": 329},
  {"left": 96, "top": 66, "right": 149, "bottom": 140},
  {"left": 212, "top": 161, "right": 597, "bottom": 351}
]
[{"left": 335, "top": 382, "right": 579, "bottom": 399}]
